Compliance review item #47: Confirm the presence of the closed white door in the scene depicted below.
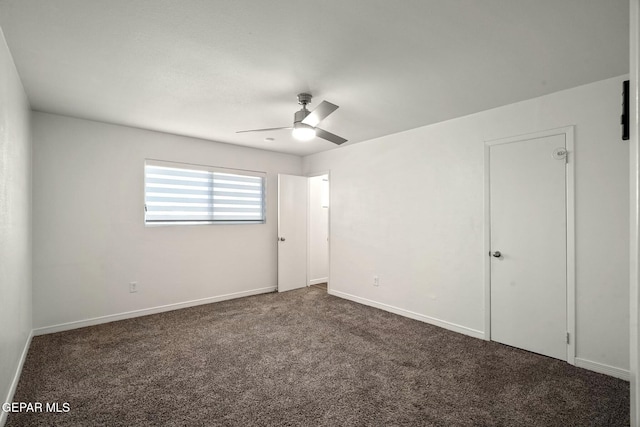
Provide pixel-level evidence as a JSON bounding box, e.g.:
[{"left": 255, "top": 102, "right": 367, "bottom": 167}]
[
  {"left": 489, "top": 133, "right": 567, "bottom": 360},
  {"left": 278, "top": 174, "right": 308, "bottom": 292}
]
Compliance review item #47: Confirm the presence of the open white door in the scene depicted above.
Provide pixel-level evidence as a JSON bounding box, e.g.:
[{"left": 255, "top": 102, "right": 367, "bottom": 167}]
[{"left": 278, "top": 174, "right": 308, "bottom": 292}]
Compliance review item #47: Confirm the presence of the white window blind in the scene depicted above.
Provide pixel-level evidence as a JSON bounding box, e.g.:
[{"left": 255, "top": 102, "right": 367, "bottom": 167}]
[{"left": 144, "top": 161, "right": 265, "bottom": 224}]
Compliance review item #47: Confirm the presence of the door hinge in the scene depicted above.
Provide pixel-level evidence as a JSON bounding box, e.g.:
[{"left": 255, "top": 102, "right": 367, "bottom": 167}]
[
  {"left": 566, "top": 332, "right": 570, "bottom": 344},
  {"left": 552, "top": 147, "right": 569, "bottom": 164}
]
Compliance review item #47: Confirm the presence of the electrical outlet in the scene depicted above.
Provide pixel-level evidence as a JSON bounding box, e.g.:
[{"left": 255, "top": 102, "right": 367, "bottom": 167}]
[
  {"left": 129, "top": 282, "right": 138, "bottom": 293},
  {"left": 373, "top": 276, "right": 379, "bottom": 287}
]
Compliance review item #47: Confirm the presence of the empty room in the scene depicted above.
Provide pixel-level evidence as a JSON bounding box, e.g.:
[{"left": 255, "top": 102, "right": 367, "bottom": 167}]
[{"left": 1, "top": 0, "right": 640, "bottom": 426}]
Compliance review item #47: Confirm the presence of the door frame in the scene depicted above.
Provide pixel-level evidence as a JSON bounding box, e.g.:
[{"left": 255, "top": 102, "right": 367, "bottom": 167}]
[
  {"left": 306, "top": 170, "right": 331, "bottom": 292},
  {"left": 630, "top": 1, "right": 639, "bottom": 424},
  {"left": 483, "top": 126, "right": 575, "bottom": 364}
]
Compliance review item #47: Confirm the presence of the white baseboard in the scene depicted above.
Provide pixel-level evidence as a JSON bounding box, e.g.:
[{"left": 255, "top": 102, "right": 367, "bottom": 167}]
[
  {"left": 1, "top": 330, "right": 33, "bottom": 427},
  {"left": 33, "top": 286, "right": 276, "bottom": 336},
  {"left": 309, "top": 278, "right": 328, "bottom": 286},
  {"left": 574, "top": 358, "right": 630, "bottom": 381},
  {"left": 328, "top": 291, "right": 631, "bottom": 381},
  {"left": 328, "top": 289, "right": 485, "bottom": 340}
]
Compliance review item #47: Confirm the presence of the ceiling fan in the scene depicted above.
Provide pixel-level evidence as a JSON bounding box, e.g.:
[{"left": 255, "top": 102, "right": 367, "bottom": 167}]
[{"left": 236, "top": 93, "right": 347, "bottom": 145}]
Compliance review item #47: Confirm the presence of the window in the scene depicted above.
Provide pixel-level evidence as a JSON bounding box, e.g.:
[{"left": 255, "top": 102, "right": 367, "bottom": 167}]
[{"left": 144, "top": 160, "right": 265, "bottom": 225}]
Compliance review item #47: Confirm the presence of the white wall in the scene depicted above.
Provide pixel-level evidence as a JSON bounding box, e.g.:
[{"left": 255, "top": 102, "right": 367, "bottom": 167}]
[
  {"left": 304, "top": 76, "right": 630, "bottom": 374},
  {"left": 32, "top": 113, "right": 302, "bottom": 330},
  {"left": 308, "top": 175, "right": 329, "bottom": 284},
  {"left": 0, "top": 28, "right": 32, "bottom": 422}
]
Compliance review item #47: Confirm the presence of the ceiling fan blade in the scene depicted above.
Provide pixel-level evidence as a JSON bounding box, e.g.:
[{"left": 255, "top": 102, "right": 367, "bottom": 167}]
[
  {"left": 236, "top": 126, "right": 292, "bottom": 134},
  {"left": 316, "top": 127, "right": 347, "bottom": 145},
  {"left": 301, "top": 101, "right": 339, "bottom": 127}
]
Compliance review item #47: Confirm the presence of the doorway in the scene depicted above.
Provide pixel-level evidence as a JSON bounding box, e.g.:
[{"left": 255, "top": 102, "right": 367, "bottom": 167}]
[
  {"left": 308, "top": 174, "right": 329, "bottom": 291},
  {"left": 485, "top": 127, "right": 575, "bottom": 363}
]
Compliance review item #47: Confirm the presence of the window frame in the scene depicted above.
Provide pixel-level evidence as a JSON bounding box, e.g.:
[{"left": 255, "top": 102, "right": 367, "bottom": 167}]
[{"left": 144, "top": 159, "right": 267, "bottom": 226}]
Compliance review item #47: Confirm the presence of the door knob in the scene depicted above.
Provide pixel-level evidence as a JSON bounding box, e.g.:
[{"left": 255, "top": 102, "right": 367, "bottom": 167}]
[
  {"left": 279, "top": 237, "right": 286, "bottom": 242},
  {"left": 491, "top": 251, "right": 501, "bottom": 258}
]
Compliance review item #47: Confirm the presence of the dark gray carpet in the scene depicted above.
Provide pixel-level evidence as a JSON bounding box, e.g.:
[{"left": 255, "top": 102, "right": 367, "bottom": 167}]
[{"left": 7, "top": 287, "right": 629, "bottom": 426}]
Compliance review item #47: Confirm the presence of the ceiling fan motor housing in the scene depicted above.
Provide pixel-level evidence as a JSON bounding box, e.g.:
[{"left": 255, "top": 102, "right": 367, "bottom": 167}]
[{"left": 294, "top": 93, "right": 312, "bottom": 124}]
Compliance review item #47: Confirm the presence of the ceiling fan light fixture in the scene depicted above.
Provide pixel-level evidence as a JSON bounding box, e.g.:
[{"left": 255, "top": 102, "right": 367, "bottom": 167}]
[
  {"left": 237, "top": 93, "right": 346, "bottom": 145},
  {"left": 292, "top": 123, "right": 316, "bottom": 141}
]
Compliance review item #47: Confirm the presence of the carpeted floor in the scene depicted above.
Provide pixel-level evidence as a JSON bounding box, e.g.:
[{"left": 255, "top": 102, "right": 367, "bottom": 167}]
[{"left": 7, "top": 286, "right": 629, "bottom": 426}]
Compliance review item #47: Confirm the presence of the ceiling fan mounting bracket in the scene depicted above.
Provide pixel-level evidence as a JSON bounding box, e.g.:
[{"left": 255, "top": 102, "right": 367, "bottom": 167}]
[{"left": 297, "top": 93, "right": 313, "bottom": 106}]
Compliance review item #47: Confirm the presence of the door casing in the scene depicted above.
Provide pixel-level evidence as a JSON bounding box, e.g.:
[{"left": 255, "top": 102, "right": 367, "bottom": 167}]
[{"left": 483, "top": 126, "right": 576, "bottom": 365}]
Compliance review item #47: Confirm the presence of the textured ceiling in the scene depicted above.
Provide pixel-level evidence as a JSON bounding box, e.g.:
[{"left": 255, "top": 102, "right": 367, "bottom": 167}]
[{"left": 0, "top": 0, "right": 630, "bottom": 156}]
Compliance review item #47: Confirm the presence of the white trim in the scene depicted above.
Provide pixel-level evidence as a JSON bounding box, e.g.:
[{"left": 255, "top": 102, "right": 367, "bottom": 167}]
[
  {"left": 309, "top": 278, "right": 328, "bottom": 286},
  {"left": 329, "top": 289, "right": 485, "bottom": 340},
  {"left": 565, "top": 126, "right": 576, "bottom": 365},
  {"left": 484, "top": 126, "right": 576, "bottom": 364},
  {"left": 33, "top": 287, "right": 275, "bottom": 336},
  {"left": 575, "top": 358, "right": 630, "bottom": 381},
  {"left": 484, "top": 126, "right": 574, "bottom": 147},
  {"left": 327, "top": 172, "right": 332, "bottom": 293},
  {"left": 630, "top": 1, "right": 640, "bottom": 425},
  {"left": 277, "top": 174, "right": 282, "bottom": 291},
  {"left": 483, "top": 144, "right": 492, "bottom": 341},
  {"left": 1, "top": 331, "right": 33, "bottom": 427}
]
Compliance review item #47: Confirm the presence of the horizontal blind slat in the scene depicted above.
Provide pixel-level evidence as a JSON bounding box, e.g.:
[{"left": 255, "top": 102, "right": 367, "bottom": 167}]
[
  {"left": 212, "top": 183, "right": 261, "bottom": 191},
  {"left": 146, "top": 187, "right": 212, "bottom": 197},
  {"left": 145, "top": 196, "right": 214, "bottom": 203},
  {"left": 213, "top": 173, "right": 262, "bottom": 184},
  {"left": 212, "top": 190, "right": 262, "bottom": 198},
  {"left": 146, "top": 177, "right": 213, "bottom": 186},
  {"left": 146, "top": 216, "right": 214, "bottom": 221},
  {"left": 214, "top": 215, "right": 263, "bottom": 220},
  {"left": 210, "top": 207, "right": 263, "bottom": 213},
  {"left": 146, "top": 205, "right": 214, "bottom": 213},
  {"left": 146, "top": 166, "right": 210, "bottom": 179}
]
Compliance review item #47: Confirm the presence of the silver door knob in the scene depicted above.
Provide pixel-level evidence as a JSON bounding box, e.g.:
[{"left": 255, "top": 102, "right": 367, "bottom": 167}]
[
  {"left": 279, "top": 237, "right": 286, "bottom": 242},
  {"left": 491, "top": 251, "right": 501, "bottom": 258}
]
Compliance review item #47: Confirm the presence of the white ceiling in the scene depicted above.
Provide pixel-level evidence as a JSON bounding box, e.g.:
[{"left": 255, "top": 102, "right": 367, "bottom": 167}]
[{"left": 0, "top": 0, "right": 629, "bottom": 156}]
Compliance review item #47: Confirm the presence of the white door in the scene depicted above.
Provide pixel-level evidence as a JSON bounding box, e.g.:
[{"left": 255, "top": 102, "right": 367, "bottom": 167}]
[
  {"left": 278, "top": 174, "right": 308, "bottom": 292},
  {"left": 489, "top": 133, "right": 567, "bottom": 360}
]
